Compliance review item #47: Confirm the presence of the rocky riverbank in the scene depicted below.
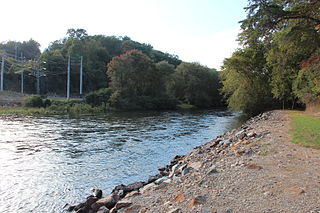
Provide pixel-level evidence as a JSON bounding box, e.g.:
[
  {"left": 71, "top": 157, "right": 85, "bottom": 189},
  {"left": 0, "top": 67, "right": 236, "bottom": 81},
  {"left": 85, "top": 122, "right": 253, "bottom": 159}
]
[{"left": 66, "top": 111, "right": 320, "bottom": 213}]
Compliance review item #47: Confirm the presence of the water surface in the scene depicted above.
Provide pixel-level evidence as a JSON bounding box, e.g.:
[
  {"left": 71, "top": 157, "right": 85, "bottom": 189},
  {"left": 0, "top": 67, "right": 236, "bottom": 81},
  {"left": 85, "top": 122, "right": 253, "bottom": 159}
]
[{"left": 0, "top": 110, "right": 241, "bottom": 212}]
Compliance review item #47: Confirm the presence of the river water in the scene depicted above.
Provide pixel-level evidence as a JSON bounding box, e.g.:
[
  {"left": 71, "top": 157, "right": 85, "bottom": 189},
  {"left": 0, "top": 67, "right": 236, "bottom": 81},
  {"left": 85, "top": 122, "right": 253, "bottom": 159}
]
[{"left": 0, "top": 110, "right": 242, "bottom": 212}]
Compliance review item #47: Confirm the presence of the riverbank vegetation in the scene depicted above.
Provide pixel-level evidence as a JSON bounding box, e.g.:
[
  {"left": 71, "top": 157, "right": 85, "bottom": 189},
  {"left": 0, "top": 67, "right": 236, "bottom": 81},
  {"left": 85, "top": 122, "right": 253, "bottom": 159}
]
[
  {"left": 221, "top": 0, "right": 320, "bottom": 115},
  {"left": 290, "top": 112, "right": 320, "bottom": 149},
  {"left": 0, "top": 29, "right": 224, "bottom": 111}
]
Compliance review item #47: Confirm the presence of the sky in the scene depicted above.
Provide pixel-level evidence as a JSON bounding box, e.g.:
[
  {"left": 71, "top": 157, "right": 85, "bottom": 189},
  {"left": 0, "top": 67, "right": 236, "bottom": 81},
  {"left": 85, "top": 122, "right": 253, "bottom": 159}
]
[{"left": 0, "top": 0, "right": 248, "bottom": 70}]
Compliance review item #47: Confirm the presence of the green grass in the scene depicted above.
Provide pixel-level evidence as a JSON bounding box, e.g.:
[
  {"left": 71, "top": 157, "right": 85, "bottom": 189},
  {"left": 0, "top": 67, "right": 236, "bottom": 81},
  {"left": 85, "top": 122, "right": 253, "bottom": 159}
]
[
  {"left": 177, "top": 104, "right": 196, "bottom": 109},
  {"left": 0, "top": 104, "right": 107, "bottom": 116},
  {"left": 290, "top": 112, "right": 320, "bottom": 149}
]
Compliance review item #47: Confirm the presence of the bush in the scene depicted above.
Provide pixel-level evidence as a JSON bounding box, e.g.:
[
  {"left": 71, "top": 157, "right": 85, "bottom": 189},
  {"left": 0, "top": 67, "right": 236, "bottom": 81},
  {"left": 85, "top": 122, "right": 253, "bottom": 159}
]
[
  {"left": 43, "top": 99, "right": 52, "bottom": 108},
  {"left": 85, "top": 88, "right": 113, "bottom": 107},
  {"left": 23, "top": 95, "right": 43, "bottom": 108}
]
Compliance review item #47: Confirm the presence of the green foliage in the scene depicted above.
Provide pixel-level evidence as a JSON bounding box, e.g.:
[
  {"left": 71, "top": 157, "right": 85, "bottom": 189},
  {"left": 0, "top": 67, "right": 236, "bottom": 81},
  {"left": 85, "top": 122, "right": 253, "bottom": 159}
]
[
  {"left": 39, "top": 30, "right": 181, "bottom": 95},
  {"left": 294, "top": 53, "right": 320, "bottom": 104},
  {"left": 22, "top": 95, "right": 44, "bottom": 108},
  {"left": 107, "top": 50, "right": 166, "bottom": 110},
  {"left": 168, "top": 62, "right": 222, "bottom": 108},
  {"left": 85, "top": 88, "right": 112, "bottom": 107},
  {"left": 223, "top": 0, "right": 320, "bottom": 114},
  {"left": 221, "top": 46, "right": 276, "bottom": 115},
  {"left": 290, "top": 112, "right": 320, "bottom": 149}
]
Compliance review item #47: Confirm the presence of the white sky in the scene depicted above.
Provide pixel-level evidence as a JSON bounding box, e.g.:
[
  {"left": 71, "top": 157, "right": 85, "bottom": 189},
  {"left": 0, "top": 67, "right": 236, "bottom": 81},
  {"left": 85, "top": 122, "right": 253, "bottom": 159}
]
[{"left": 0, "top": 0, "right": 248, "bottom": 69}]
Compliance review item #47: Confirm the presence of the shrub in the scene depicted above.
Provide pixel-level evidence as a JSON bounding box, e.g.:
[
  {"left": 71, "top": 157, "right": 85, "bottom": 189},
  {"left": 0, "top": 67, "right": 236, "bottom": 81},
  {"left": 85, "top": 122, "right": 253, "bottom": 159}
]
[
  {"left": 85, "top": 88, "right": 112, "bottom": 107},
  {"left": 23, "top": 95, "right": 43, "bottom": 108},
  {"left": 43, "top": 99, "right": 52, "bottom": 108}
]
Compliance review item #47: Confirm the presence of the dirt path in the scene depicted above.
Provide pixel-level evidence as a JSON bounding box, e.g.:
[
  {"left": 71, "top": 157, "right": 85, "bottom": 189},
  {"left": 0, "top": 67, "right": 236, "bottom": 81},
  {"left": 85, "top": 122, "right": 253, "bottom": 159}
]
[{"left": 119, "top": 111, "right": 320, "bottom": 213}]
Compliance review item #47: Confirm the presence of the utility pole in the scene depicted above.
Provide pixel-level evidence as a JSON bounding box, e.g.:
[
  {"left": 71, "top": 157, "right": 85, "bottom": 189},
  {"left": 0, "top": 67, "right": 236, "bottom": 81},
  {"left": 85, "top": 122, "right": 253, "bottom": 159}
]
[
  {"left": 1, "top": 56, "right": 4, "bottom": 91},
  {"left": 80, "top": 56, "right": 83, "bottom": 97},
  {"left": 36, "top": 68, "right": 40, "bottom": 94},
  {"left": 15, "top": 43, "right": 17, "bottom": 60},
  {"left": 21, "top": 53, "right": 24, "bottom": 94},
  {"left": 67, "top": 56, "right": 71, "bottom": 99}
]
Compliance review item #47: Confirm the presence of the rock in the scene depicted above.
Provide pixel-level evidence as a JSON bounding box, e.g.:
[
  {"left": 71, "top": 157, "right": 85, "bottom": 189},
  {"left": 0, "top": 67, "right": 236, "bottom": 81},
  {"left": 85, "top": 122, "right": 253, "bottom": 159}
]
[
  {"left": 139, "top": 183, "right": 156, "bottom": 194},
  {"left": 91, "top": 188, "right": 103, "bottom": 199},
  {"left": 115, "top": 199, "right": 132, "bottom": 210},
  {"left": 167, "top": 208, "right": 182, "bottom": 213},
  {"left": 91, "top": 193, "right": 120, "bottom": 211},
  {"left": 75, "top": 207, "right": 88, "bottom": 213},
  {"left": 188, "top": 161, "right": 202, "bottom": 170},
  {"left": 171, "top": 193, "right": 185, "bottom": 203},
  {"left": 125, "top": 191, "right": 140, "bottom": 198},
  {"left": 207, "top": 166, "right": 218, "bottom": 175},
  {"left": 155, "top": 176, "right": 171, "bottom": 184},
  {"left": 118, "top": 204, "right": 142, "bottom": 213},
  {"left": 235, "top": 130, "right": 246, "bottom": 139},
  {"left": 160, "top": 171, "right": 169, "bottom": 176},
  {"left": 247, "top": 132, "right": 256, "bottom": 138},
  {"left": 182, "top": 167, "right": 192, "bottom": 176},
  {"left": 170, "top": 155, "right": 184, "bottom": 166},
  {"left": 235, "top": 149, "right": 246, "bottom": 157},
  {"left": 169, "top": 164, "right": 183, "bottom": 177},
  {"left": 246, "top": 163, "right": 263, "bottom": 170},
  {"left": 63, "top": 203, "right": 75, "bottom": 211},
  {"left": 112, "top": 182, "right": 146, "bottom": 197},
  {"left": 97, "top": 206, "right": 110, "bottom": 213},
  {"left": 147, "top": 174, "right": 162, "bottom": 183},
  {"left": 110, "top": 207, "right": 118, "bottom": 213},
  {"left": 187, "top": 195, "right": 206, "bottom": 208},
  {"left": 158, "top": 167, "right": 166, "bottom": 172}
]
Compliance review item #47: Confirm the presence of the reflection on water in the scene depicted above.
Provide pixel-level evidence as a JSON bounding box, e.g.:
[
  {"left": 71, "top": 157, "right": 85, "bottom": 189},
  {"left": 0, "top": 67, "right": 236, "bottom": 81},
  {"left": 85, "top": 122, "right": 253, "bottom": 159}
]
[{"left": 0, "top": 110, "right": 243, "bottom": 212}]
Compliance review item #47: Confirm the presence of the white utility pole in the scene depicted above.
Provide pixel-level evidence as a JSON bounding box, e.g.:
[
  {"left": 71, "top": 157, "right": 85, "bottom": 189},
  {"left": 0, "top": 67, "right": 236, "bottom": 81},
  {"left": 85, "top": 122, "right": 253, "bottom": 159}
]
[
  {"left": 21, "top": 53, "right": 24, "bottom": 94},
  {"left": 80, "top": 56, "right": 83, "bottom": 96},
  {"left": 1, "top": 56, "right": 4, "bottom": 91},
  {"left": 36, "top": 69, "right": 40, "bottom": 94},
  {"left": 67, "top": 56, "right": 71, "bottom": 99}
]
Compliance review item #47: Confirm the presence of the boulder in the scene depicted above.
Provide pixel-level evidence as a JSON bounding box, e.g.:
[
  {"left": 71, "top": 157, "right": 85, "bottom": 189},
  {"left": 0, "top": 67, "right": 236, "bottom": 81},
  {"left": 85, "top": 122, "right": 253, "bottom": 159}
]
[
  {"left": 91, "top": 193, "right": 120, "bottom": 211},
  {"left": 97, "top": 206, "right": 110, "bottom": 213},
  {"left": 112, "top": 182, "right": 146, "bottom": 197},
  {"left": 147, "top": 174, "right": 163, "bottom": 184},
  {"left": 139, "top": 183, "right": 157, "bottom": 194},
  {"left": 114, "top": 199, "right": 132, "bottom": 210},
  {"left": 155, "top": 176, "right": 171, "bottom": 184},
  {"left": 92, "top": 188, "right": 103, "bottom": 199},
  {"left": 124, "top": 191, "right": 140, "bottom": 198}
]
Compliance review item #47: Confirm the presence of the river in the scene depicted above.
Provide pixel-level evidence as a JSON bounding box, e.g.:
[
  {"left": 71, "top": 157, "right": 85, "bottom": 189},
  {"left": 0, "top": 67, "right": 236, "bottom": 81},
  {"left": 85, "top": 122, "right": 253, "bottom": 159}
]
[{"left": 0, "top": 110, "right": 243, "bottom": 212}]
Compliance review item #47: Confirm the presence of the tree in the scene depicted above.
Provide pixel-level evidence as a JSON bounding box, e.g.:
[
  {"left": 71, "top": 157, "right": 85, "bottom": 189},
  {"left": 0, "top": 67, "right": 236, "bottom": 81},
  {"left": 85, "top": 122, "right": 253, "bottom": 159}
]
[
  {"left": 66, "top": 28, "right": 88, "bottom": 40},
  {"left": 267, "top": 22, "right": 320, "bottom": 108},
  {"left": 294, "top": 52, "right": 320, "bottom": 106},
  {"left": 221, "top": 46, "right": 276, "bottom": 115},
  {"left": 107, "top": 50, "right": 160, "bottom": 109},
  {"left": 169, "top": 62, "right": 222, "bottom": 108}
]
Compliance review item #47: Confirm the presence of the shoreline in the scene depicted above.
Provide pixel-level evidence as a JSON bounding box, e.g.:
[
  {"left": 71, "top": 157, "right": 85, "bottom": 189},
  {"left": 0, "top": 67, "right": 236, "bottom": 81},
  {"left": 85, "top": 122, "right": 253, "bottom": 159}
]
[
  {"left": 66, "top": 111, "right": 282, "bottom": 212},
  {"left": 68, "top": 110, "right": 320, "bottom": 212}
]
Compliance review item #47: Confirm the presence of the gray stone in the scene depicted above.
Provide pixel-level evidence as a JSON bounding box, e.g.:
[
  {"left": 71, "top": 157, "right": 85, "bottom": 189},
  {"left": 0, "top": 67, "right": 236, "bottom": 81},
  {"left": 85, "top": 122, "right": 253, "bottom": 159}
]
[
  {"left": 115, "top": 199, "right": 132, "bottom": 210},
  {"left": 139, "top": 183, "right": 156, "bottom": 193},
  {"left": 207, "top": 166, "right": 218, "bottom": 175},
  {"left": 182, "top": 167, "right": 193, "bottom": 176},
  {"left": 97, "top": 206, "right": 110, "bottom": 213},
  {"left": 91, "top": 193, "right": 120, "bottom": 211},
  {"left": 155, "top": 176, "right": 171, "bottom": 184}
]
